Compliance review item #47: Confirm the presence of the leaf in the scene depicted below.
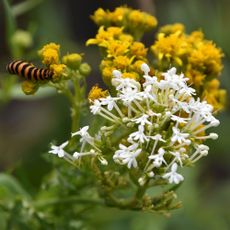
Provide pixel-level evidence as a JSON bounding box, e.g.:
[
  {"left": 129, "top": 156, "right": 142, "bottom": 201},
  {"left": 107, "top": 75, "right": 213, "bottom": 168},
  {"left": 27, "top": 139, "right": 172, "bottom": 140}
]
[{"left": 0, "top": 173, "right": 30, "bottom": 200}]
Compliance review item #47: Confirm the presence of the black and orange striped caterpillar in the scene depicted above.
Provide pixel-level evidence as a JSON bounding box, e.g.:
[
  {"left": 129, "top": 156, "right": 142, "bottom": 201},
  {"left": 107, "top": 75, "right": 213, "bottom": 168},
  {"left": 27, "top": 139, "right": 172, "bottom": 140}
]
[{"left": 6, "top": 60, "right": 53, "bottom": 81}]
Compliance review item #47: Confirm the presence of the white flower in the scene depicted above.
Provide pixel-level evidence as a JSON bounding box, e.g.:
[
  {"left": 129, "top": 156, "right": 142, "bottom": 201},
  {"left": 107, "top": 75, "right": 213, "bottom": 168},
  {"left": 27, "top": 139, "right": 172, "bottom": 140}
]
[
  {"left": 119, "top": 87, "right": 142, "bottom": 106},
  {"left": 171, "top": 127, "right": 189, "bottom": 144},
  {"left": 128, "top": 125, "right": 149, "bottom": 143},
  {"left": 140, "top": 85, "right": 157, "bottom": 102},
  {"left": 112, "top": 75, "right": 140, "bottom": 92},
  {"left": 150, "top": 134, "right": 165, "bottom": 142},
  {"left": 72, "top": 126, "right": 93, "bottom": 143},
  {"left": 148, "top": 148, "right": 167, "bottom": 167},
  {"left": 113, "top": 143, "right": 141, "bottom": 168},
  {"left": 162, "top": 163, "right": 184, "bottom": 184},
  {"left": 113, "top": 143, "right": 138, "bottom": 159},
  {"left": 170, "top": 151, "right": 183, "bottom": 166},
  {"left": 100, "top": 96, "right": 117, "bottom": 111},
  {"left": 143, "top": 75, "right": 158, "bottom": 88},
  {"left": 90, "top": 100, "right": 102, "bottom": 114},
  {"left": 49, "top": 141, "right": 68, "bottom": 158},
  {"left": 122, "top": 148, "right": 142, "bottom": 168},
  {"left": 132, "top": 114, "right": 152, "bottom": 126},
  {"left": 171, "top": 115, "right": 190, "bottom": 124}
]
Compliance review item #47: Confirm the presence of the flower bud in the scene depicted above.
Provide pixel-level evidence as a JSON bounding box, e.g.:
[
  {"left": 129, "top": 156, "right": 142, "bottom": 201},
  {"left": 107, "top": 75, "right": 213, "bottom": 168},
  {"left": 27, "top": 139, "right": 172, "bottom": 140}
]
[
  {"left": 21, "top": 81, "right": 38, "bottom": 95},
  {"left": 11, "top": 30, "right": 33, "bottom": 48},
  {"left": 79, "top": 63, "right": 91, "bottom": 76},
  {"left": 62, "top": 53, "right": 82, "bottom": 69}
]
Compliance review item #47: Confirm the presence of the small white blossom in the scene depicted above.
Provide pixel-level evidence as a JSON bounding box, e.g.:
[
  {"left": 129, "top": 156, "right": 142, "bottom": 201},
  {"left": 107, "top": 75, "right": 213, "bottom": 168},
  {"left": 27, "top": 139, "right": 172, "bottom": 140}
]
[
  {"left": 171, "top": 127, "right": 190, "bottom": 144},
  {"left": 150, "top": 134, "right": 165, "bottom": 142},
  {"left": 171, "top": 115, "right": 190, "bottom": 124},
  {"left": 90, "top": 100, "right": 102, "bottom": 114},
  {"left": 100, "top": 96, "right": 117, "bottom": 111},
  {"left": 170, "top": 151, "right": 183, "bottom": 166},
  {"left": 72, "top": 126, "right": 93, "bottom": 143},
  {"left": 128, "top": 125, "right": 149, "bottom": 143},
  {"left": 132, "top": 114, "right": 152, "bottom": 126},
  {"left": 148, "top": 148, "right": 167, "bottom": 167},
  {"left": 113, "top": 143, "right": 142, "bottom": 168},
  {"left": 162, "top": 163, "right": 184, "bottom": 184},
  {"left": 49, "top": 141, "right": 68, "bottom": 158}
]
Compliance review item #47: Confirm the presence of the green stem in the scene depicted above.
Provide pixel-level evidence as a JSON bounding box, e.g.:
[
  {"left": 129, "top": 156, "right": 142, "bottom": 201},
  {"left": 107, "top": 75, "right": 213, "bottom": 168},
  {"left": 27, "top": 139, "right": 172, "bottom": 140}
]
[
  {"left": 71, "top": 77, "right": 81, "bottom": 133},
  {"left": 34, "top": 196, "right": 104, "bottom": 208},
  {"left": 3, "top": 0, "right": 16, "bottom": 57}
]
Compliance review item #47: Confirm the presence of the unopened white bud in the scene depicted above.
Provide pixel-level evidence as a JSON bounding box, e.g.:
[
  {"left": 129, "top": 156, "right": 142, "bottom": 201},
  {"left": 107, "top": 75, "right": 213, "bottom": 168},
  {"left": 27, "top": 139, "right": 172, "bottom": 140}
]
[
  {"left": 211, "top": 119, "right": 220, "bottom": 127},
  {"left": 209, "top": 133, "right": 218, "bottom": 140},
  {"left": 138, "top": 177, "right": 146, "bottom": 186},
  {"left": 112, "top": 70, "right": 122, "bottom": 78},
  {"left": 141, "top": 63, "right": 150, "bottom": 75},
  {"left": 148, "top": 171, "right": 155, "bottom": 178}
]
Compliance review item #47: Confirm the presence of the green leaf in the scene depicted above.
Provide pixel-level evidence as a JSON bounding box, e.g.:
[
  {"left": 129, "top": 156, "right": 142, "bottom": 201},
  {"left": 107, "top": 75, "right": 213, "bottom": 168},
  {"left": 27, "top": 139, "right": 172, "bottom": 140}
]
[{"left": 0, "top": 173, "right": 30, "bottom": 200}]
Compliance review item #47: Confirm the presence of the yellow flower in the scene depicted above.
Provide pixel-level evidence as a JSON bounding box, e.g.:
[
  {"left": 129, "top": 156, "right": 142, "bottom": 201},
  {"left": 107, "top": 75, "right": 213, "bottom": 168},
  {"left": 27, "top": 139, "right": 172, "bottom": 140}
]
[
  {"left": 188, "top": 41, "right": 223, "bottom": 76},
  {"left": 118, "top": 33, "right": 133, "bottom": 43},
  {"left": 38, "top": 43, "right": 60, "bottom": 66},
  {"left": 185, "top": 68, "right": 206, "bottom": 87},
  {"left": 151, "top": 32, "right": 188, "bottom": 66},
  {"left": 109, "top": 6, "right": 130, "bottom": 25},
  {"left": 101, "top": 66, "right": 114, "bottom": 85},
  {"left": 122, "top": 72, "right": 139, "bottom": 81},
  {"left": 106, "top": 40, "right": 130, "bottom": 57},
  {"left": 201, "top": 79, "right": 226, "bottom": 111},
  {"left": 88, "top": 85, "right": 108, "bottom": 102},
  {"left": 50, "top": 64, "right": 66, "bottom": 81},
  {"left": 128, "top": 10, "right": 157, "bottom": 31},
  {"left": 86, "top": 26, "right": 123, "bottom": 47},
  {"left": 159, "top": 23, "right": 185, "bottom": 35},
  {"left": 21, "top": 80, "right": 38, "bottom": 95},
  {"left": 114, "top": 55, "right": 131, "bottom": 69},
  {"left": 91, "top": 8, "right": 108, "bottom": 25},
  {"left": 187, "top": 31, "right": 204, "bottom": 44},
  {"left": 130, "top": 42, "right": 148, "bottom": 58}
]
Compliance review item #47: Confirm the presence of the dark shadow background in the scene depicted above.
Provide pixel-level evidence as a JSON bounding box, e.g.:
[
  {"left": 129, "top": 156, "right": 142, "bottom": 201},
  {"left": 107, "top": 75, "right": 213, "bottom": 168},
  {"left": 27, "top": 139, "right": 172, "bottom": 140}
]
[{"left": 0, "top": 0, "right": 230, "bottom": 229}]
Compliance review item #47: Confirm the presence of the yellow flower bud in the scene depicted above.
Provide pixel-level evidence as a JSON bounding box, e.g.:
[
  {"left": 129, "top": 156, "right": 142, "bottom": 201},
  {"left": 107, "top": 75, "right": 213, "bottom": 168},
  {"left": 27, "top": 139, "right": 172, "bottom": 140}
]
[
  {"left": 62, "top": 53, "right": 82, "bottom": 69},
  {"left": 79, "top": 63, "right": 91, "bottom": 76},
  {"left": 91, "top": 8, "right": 108, "bottom": 25},
  {"left": 21, "top": 81, "right": 38, "bottom": 95},
  {"left": 11, "top": 30, "right": 33, "bottom": 48}
]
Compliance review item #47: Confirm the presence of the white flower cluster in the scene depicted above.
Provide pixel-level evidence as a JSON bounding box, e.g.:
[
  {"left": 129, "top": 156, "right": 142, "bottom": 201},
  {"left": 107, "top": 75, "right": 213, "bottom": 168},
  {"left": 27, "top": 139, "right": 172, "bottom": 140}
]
[{"left": 49, "top": 64, "right": 219, "bottom": 185}]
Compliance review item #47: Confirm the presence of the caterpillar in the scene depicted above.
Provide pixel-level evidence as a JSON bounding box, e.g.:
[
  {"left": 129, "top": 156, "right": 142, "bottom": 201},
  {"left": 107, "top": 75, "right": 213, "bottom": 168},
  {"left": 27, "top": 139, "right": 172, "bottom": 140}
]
[{"left": 6, "top": 60, "right": 53, "bottom": 81}]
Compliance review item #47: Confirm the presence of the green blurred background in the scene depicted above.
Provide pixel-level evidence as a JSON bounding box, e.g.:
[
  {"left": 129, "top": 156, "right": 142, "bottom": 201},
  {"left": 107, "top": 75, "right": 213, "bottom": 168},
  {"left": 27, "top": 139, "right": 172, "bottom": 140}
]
[{"left": 0, "top": 0, "right": 229, "bottom": 229}]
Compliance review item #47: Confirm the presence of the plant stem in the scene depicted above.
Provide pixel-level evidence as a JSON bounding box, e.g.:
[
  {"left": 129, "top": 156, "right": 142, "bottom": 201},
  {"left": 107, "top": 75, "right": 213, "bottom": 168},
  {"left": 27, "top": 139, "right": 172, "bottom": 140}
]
[{"left": 34, "top": 196, "right": 104, "bottom": 208}]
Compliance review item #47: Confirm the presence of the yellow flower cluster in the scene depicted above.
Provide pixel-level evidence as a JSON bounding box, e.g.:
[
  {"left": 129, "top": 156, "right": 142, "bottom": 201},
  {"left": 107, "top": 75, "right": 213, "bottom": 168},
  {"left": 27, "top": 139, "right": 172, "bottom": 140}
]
[
  {"left": 87, "top": 26, "right": 149, "bottom": 84},
  {"left": 91, "top": 6, "right": 157, "bottom": 39},
  {"left": 38, "top": 42, "right": 60, "bottom": 66},
  {"left": 88, "top": 85, "right": 108, "bottom": 102},
  {"left": 38, "top": 42, "right": 68, "bottom": 81},
  {"left": 151, "top": 24, "right": 225, "bottom": 110}
]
